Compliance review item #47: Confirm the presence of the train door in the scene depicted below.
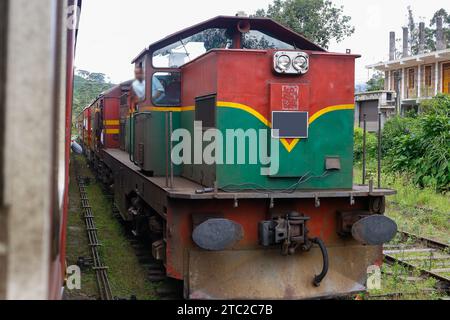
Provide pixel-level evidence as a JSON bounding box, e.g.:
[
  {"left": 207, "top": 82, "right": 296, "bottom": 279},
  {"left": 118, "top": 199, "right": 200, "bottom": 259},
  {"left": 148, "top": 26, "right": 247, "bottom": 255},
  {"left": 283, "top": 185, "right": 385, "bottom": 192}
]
[{"left": 94, "top": 100, "right": 104, "bottom": 150}]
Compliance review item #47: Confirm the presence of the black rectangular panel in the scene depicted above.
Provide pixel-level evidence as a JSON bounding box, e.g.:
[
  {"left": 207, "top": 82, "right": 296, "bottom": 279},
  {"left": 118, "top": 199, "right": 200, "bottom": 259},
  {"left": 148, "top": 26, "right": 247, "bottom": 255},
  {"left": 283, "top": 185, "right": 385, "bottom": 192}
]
[
  {"left": 272, "top": 111, "right": 308, "bottom": 138},
  {"left": 195, "top": 94, "right": 216, "bottom": 129}
]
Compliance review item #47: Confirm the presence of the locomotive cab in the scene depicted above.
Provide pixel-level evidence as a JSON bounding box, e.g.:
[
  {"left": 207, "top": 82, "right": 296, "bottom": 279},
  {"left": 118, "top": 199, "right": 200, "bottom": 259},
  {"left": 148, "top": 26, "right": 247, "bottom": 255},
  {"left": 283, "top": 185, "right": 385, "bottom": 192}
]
[{"left": 128, "top": 16, "right": 356, "bottom": 191}]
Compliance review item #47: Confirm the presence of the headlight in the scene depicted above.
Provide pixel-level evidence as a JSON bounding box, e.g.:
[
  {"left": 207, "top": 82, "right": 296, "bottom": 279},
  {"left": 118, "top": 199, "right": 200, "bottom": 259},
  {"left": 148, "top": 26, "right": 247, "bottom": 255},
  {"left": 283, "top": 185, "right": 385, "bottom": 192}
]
[
  {"left": 276, "top": 55, "right": 291, "bottom": 72},
  {"left": 293, "top": 55, "right": 308, "bottom": 72},
  {"left": 273, "top": 51, "right": 309, "bottom": 75}
]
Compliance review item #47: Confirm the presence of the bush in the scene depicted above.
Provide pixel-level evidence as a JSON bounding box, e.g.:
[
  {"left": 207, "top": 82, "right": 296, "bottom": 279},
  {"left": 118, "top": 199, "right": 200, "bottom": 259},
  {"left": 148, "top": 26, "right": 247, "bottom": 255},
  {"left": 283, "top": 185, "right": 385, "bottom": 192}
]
[
  {"left": 354, "top": 127, "right": 377, "bottom": 162},
  {"left": 420, "top": 93, "right": 450, "bottom": 116},
  {"left": 381, "top": 95, "right": 450, "bottom": 192},
  {"left": 382, "top": 116, "right": 417, "bottom": 155}
]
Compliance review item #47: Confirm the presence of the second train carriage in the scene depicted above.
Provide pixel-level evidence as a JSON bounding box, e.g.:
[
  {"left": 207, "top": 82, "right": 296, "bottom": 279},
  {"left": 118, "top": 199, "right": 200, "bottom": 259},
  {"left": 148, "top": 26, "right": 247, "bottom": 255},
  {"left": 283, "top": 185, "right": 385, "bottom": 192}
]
[{"left": 78, "top": 15, "right": 397, "bottom": 299}]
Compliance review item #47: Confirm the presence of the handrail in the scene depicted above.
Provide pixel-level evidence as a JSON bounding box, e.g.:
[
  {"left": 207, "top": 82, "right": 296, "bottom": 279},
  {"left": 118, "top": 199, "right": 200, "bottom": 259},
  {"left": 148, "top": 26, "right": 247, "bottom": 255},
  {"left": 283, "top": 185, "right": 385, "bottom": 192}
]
[{"left": 129, "top": 113, "right": 134, "bottom": 164}]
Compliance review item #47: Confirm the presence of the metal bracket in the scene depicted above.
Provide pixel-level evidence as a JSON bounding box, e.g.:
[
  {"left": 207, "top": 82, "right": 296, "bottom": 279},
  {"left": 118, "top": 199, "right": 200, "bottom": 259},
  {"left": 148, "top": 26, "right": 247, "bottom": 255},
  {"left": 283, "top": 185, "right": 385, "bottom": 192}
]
[
  {"left": 350, "top": 194, "right": 355, "bottom": 206},
  {"left": 233, "top": 195, "right": 239, "bottom": 208},
  {"left": 269, "top": 196, "right": 275, "bottom": 209},
  {"left": 314, "top": 195, "right": 320, "bottom": 208}
]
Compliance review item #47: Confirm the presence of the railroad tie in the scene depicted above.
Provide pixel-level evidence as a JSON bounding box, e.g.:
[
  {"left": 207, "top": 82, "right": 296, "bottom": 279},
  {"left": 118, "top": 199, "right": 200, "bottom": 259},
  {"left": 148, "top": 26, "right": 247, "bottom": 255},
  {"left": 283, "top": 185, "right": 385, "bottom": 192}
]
[{"left": 74, "top": 159, "right": 114, "bottom": 301}]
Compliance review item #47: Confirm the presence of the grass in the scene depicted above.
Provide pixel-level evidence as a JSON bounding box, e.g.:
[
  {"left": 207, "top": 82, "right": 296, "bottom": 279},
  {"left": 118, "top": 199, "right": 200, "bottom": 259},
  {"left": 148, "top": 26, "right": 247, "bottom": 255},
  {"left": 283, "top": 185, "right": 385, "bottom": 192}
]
[
  {"left": 354, "top": 161, "right": 449, "bottom": 300},
  {"left": 365, "top": 263, "right": 444, "bottom": 300},
  {"left": 64, "top": 156, "right": 98, "bottom": 300},
  {"left": 354, "top": 162, "right": 450, "bottom": 244},
  {"left": 65, "top": 155, "right": 156, "bottom": 300}
]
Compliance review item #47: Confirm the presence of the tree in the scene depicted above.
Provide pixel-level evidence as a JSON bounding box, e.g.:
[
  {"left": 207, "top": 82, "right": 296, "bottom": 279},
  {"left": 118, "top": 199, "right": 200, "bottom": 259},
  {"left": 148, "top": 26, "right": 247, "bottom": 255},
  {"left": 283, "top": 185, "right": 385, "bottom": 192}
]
[
  {"left": 403, "top": 7, "right": 449, "bottom": 55},
  {"left": 72, "top": 69, "right": 114, "bottom": 120},
  {"left": 407, "top": 6, "right": 419, "bottom": 55},
  {"left": 191, "top": 29, "right": 230, "bottom": 51},
  {"left": 253, "top": 0, "right": 355, "bottom": 49},
  {"left": 429, "top": 9, "right": 450, "bottom": 50},
  {"left": 88, "top": 72, "right": 107, "bottom": 83},
  {"left": 366, "top": 72, "right": 385, "bottom": 92}
]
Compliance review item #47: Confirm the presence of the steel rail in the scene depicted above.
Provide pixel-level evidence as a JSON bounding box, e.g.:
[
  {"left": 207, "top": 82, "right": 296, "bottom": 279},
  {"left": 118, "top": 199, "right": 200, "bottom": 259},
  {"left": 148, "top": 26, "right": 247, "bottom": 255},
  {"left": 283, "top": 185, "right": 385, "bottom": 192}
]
[
  {"left": 75, "top": 159, "right": 113, "bottom": 300},
  {"left": 396, "top": 230, "right": 449, "bottom": 252},
  {"left": 383, "top": 230, "right": 450, "bottom": 291}
]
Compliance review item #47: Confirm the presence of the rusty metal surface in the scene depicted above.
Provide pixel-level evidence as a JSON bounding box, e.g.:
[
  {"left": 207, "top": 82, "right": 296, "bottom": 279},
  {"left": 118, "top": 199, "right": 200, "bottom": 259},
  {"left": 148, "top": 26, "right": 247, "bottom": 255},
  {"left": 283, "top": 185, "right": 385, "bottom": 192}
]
[
  {"left": 187, "top": 245, "right": 381, "bottom": 299},
  {"left": 168, "top": 185, "right": 396, "bottom": 200},
  {"left": 103, "top": 149, "right": 396, "bottom": 200},
  {"left": 102, "top": 149, "right": 169, "bottom": 218}
]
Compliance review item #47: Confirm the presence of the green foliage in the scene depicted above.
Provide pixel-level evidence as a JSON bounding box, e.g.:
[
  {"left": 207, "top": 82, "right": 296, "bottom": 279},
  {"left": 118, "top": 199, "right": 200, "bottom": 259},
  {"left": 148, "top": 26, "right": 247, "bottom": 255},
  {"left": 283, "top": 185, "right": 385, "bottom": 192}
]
[
  {"left": 72, "top": 69, "right": 114, "bottom": 119},
  {"left": 366, "top": 72, "right": 385, "bottom": 92},
  {"left": 354, "top": 165, "right": 450, "bottom": 243},
  {"left": 191, "top": 28, "right": 230, "bottom": 51},
  {"left": 382, "top": 95, "right": 450, "bottom": 192},
  {"left": 254, "top": 0, "right": 355, "bottom": 49},
  {"left": 420, "top": 93, "right": 450, "bottom": 116},
  {"left": 381, "top": 116, "right": 416, "bottom": 154},
  {"left": 404, "top": 7, "right": 449, "bottom": 55},
  {"left": 353, "top": 127, "right": 377, "bottom": 162}
]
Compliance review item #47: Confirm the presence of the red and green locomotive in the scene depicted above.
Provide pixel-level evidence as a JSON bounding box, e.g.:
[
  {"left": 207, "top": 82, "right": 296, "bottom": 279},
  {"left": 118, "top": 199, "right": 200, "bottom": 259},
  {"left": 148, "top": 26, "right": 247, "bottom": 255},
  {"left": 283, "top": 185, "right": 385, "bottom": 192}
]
[{"left": 79, "top": 15, "right": 397, "bottom": 299}]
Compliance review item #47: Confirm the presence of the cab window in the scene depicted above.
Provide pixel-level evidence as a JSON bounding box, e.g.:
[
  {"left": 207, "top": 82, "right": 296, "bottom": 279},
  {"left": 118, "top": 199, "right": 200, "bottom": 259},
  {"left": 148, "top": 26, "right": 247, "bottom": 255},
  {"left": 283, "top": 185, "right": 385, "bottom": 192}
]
[
  {"left": 152, "top": 72, "right": 181, "bottom": 106},
  {"left": 243, "top": 30, "right": 295, "bottom": 50},
  {"left": 152, "top": 28, "right": 231, "bottom": 68}
]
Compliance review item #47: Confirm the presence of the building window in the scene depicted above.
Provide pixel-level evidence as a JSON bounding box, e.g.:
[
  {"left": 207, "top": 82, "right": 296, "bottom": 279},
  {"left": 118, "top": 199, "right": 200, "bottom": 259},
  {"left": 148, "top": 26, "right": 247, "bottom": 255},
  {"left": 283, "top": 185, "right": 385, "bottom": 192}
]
[
  {"left": 425, "top": 65, "right": 432, "bottom": 87},
  {"left": 393, "top": 71, "right": 400, "bottom": 92},
  {"left": 408, "top": 68, "right": 415, "bottom": 89}
]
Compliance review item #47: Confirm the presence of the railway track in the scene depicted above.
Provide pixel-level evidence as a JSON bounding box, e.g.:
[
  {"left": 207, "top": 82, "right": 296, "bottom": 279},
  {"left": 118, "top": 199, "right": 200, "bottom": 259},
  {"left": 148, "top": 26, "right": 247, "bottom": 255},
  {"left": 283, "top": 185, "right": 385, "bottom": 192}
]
[
  {"left": 74, "top": 161, "right": 114, "bottom": 300},
  {"left": 383, "top": 230, "right": 450, "bottom": 292},
  {"left": 95, "top": 169, "right": 182, "bottom": 299}
]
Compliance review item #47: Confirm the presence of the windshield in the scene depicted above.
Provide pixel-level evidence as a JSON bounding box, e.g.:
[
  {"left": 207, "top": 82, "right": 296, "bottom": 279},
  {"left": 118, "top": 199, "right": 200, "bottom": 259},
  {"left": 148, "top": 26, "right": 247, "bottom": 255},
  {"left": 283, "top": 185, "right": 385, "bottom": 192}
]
[
  {"left": 152, "top": 29, "right": 296, "bottom": 68},
  {"left": 153, "top": 28, "right": 231, "bottom": 68},
  {"left": 242, "top": 30, "right": 295, "bottom": 50}
]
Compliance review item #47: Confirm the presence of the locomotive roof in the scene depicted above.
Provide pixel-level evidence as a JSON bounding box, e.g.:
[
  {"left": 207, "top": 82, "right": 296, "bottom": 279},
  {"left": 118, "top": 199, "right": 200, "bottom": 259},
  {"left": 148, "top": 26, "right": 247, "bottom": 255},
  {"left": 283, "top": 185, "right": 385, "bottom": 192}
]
[
  {"left": 132, "top": 15, "right": 326, "bottom": 63},
  {"left": 101, "top": 79, "right": 133, "bottom": 97},
  {"left": 79, "top": 79, "right": 133, "bottom": 115}
]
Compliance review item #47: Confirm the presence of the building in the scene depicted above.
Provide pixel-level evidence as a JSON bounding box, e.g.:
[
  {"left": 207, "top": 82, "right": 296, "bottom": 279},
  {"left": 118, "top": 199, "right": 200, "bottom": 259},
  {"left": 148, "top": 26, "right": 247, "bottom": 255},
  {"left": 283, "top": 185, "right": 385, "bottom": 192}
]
[
  {"left": 355, "top": 91, "right": 396, "bottom": 132},
  {"left": 367, "top": 17, "right": 450, "bottom": 115}
]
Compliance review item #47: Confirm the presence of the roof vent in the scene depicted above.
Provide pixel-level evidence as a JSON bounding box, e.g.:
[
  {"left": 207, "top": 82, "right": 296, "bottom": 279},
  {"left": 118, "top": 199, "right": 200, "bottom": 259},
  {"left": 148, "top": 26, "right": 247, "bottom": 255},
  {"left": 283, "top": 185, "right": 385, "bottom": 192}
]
[{"left": 236, "top": 11, "right": 248, "bottom": 17}]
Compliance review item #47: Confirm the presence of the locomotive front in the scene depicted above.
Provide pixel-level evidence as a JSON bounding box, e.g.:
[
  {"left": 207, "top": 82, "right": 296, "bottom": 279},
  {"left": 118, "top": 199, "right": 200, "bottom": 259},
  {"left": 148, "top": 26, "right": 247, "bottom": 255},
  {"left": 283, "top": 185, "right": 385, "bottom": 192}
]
[{"left": 118, "top": 16, "right": 398, "bottom": 299}]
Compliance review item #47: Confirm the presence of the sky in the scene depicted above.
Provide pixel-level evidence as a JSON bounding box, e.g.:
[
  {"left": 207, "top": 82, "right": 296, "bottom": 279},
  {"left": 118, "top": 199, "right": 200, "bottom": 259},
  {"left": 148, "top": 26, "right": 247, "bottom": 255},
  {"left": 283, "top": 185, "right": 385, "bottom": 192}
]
[{"left": 75, "top": 0, "right": 449, "bottom": 84}]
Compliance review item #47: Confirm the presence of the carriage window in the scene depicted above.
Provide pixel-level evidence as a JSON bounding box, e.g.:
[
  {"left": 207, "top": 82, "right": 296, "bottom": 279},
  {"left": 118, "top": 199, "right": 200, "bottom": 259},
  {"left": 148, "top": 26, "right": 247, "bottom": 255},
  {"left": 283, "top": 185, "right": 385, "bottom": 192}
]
[
  {"left": 152, "top": 28, "right": 231, "bottom": 68},
  {"left": 243, "top": 30, "right": 295, "bottom": 50},
  {"left": 152, "top": 72, "right": 181, "bottom": 106}
]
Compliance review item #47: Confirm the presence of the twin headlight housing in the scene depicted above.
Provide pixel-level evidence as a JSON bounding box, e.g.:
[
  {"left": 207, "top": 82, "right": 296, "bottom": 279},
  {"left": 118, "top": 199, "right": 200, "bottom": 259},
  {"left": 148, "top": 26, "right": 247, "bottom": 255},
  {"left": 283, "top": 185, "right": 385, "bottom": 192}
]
[{"left": 274, "top": 51, "right": 309, "bottom": 75}]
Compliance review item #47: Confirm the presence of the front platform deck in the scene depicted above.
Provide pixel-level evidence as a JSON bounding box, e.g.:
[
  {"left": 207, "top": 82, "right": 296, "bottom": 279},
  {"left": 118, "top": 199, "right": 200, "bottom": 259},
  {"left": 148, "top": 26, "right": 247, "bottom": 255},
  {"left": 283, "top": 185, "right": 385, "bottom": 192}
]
[{"left": 103, "top": 148, "right": 396, "bottom": 200}]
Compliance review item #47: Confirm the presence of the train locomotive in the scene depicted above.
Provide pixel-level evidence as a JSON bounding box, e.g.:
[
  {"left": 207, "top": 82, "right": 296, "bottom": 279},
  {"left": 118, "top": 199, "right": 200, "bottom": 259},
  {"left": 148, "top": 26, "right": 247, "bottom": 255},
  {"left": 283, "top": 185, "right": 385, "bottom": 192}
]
[{"left": 77, "top": 15, "right": 397, "bottom": 299}]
